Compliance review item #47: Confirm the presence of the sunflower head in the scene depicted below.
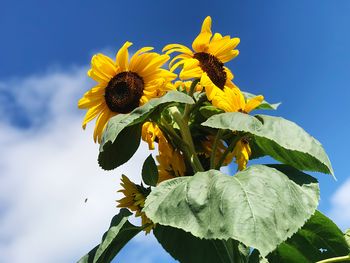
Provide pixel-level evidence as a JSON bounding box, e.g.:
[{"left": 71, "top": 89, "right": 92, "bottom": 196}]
[
  {"left": 117, "top": 175, "right": 153, "bottom": 233},
  {"left": 78, "top": 42, "right": 176, "bottom": 143},
  {"left": 163, "top": 16, "right": 239, "bottom": 90}
]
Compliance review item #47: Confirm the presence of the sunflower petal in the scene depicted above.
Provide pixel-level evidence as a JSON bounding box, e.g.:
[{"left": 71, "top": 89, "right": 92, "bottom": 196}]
[
  {"left": 82, "top": 103, "right": 105, "bottom": 129},
  {"left": 192, "top": 16, "right": 213, "bottom": 53},
  {"left": 116, "top": 41, "right": 133, "bottom": 71},
  {"left": 93, "top": 107, "right": 112, "bottom": 143},
  {"left": 245, "top": 95, "right": 264, "bottom": 113},
  {"left": 129, "top": 46, "right": 154, "bottom": 71}
]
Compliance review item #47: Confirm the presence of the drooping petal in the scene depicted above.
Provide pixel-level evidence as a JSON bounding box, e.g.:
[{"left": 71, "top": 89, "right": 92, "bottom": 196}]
[
  {"left": 244, "top": 95, "right": 264, "bottom": 113},
  {"left": 93, "top": 106, "right": 112, "bottom": 143},
  {"left": 81, "top": 102, "right": 105, "bottom": 129}
]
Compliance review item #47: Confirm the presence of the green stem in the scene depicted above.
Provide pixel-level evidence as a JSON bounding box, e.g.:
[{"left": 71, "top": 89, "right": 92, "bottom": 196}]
[
  {"left": 316, "top": 255, "right": 350, "bottom": 263},
  {"left": 158, "top": 120, "right": 186, "bottom": 153},
  {"left": 188, "top": 78, "right": 200, "bottom": 97},
  {"left": 215, "top": 134, "right": 240, "bottom": 170},
  {"left": 210, "top": 130, "right": 223, "bottom": 169},
  {"left": 170, "top": 106, "right": 204, "bottom": 172},
  {"left": 183, "top": 78, "right": 200, "bottom": 119}
]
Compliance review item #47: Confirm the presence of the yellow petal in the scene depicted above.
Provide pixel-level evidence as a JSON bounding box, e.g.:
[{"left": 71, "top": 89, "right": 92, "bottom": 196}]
[
  {"left": 91, "top": 54, "right": 117, "bottom": 78},
  {"left": 93, "top": 107, "right": 112, "bottom": 143},
  {"left": 192, "top": 16, "right": 212, "bottom": 53},
  {"left": 162, "top": 44, "right": 193, "bottom": 55},
  {"left": 82, "top": 102, "right": 105, "bottom": 129},
  {"left": 78, "top": 95, "right": 104, "bottom": 109},
  {"left": 245, "top": 95, "right": 264, "bottom": 113},
  {"left": 138, "top": 54, "right": 169, "bottom": 78},
  {"left": 128, "top": 46, "right": 154, "bottom": 71},
  {"left": 116, "top": 41, "right": 133, "bottom": 71}
]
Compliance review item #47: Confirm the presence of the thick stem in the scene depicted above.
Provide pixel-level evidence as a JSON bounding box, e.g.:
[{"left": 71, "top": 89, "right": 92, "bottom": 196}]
[{"left": 316, "top": 255, "right": 350, "bottom": 263}]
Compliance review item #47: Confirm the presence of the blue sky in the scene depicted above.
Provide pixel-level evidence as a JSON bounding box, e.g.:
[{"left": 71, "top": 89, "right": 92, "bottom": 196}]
[{"left": 0, "top": 0, "right": 349, "bottom": 262}]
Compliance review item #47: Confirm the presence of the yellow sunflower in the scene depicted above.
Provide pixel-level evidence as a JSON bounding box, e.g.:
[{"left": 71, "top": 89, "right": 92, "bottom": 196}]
[
  {"left": 78, "top": 41, "right": 176, "bottom": 143},
  {"left": 117, "top": 175, "right": 153, "bottom": 233},
  {"left": 163, "top": 16, "right": 239, "bottom": 90},
  {"left": 232, "top": 138, "right": 252, "bottom": 171}
]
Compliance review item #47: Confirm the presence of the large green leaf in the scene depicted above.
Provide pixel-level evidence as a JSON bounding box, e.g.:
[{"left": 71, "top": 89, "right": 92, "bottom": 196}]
[
  {"left": 154, "top": 225, "right": 246, "bottom": 263},
  {"left": 98, "top": 91, "right": 194, "bottom": 170},
  {"left": 267, "top": 210, "right": 350, "bottom": 263},
  {"left": 202, "top": 112, "right": 333, "bottom": 175},
  {"left": 144, "top": 165, "right": 319, "bottom": 257},
  {"left": 77, "top": 209, "right": 142, "bottom": 263},
  {"left": 242, "top": 91, "right": 280, "bottom": 110}
]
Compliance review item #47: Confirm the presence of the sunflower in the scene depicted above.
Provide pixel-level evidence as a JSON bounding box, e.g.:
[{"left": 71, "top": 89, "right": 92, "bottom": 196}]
[
  {"left": 201, "top": 73, "right": 264, "bottom": 114},
  {"left": 78, "top": 41, "right": 176, "bottom": 143},
  {"left": 232, "top": 138, "right": 252, "bottom": 171},
  {"left": 117, "top": 175, "right": 153, "bottom": 233},
  {"left": 163, "top": 16, "right": 239, "bottom": 90}
]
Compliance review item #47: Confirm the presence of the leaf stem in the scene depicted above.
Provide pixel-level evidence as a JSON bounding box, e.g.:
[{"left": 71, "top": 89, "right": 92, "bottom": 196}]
[
  {"left": 316, "top": 255, "right": 350, "bottom": 263},
  {"left": 215, "top": 134, "right": 240, "bottom": 170}
]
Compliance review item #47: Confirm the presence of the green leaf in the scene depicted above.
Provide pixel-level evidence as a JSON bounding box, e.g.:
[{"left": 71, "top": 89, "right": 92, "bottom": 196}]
[
  {"left": 77, "top": 209, "right": 142, "bottom": 263},
  {"left": 98, "top": 124, "right": 142, "bottom": 170},
  {"left": 144, "top": 165, "right": 319, "bottom": 257},
  {"left": 242, "top": 91, "right": 281, "bottom": 110},
  {"left": 202, "top": 112, "right": 333, "bottom": 175},
  {"left": 199, "top": 105, "right": 224, "bottom": 118},
  {"left": 154, "top": 225, "right": 245, "bottom": 263},
  {"left": 267, "top": 211, "right": 350, "bottom": 263},
  {"left": 142, "top": 154, "right": 158, "bottom": 186},
  {"left": 99, "top": 91, "right": 194, "bottom": 170}
]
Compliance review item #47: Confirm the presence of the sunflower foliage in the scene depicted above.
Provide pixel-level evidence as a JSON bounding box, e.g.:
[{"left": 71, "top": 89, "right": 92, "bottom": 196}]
[{"left": 77, "top": 16, "right": 350, "bottom": 263}]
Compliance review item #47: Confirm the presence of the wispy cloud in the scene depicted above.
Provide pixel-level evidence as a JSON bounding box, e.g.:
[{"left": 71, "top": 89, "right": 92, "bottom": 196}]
[
  {"left": 0, "top": 67, "right": 173, "bottom": 263},
  {"left": 328, "top": 178, "right": 350, "bottom": 231}
]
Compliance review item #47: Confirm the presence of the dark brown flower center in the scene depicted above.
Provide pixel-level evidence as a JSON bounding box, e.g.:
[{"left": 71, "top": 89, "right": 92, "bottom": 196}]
[
  {"left": 193, "top": 52, "right": 226, "bottom": 89},
  {"left": 104, "top": 71, "right": 144, "bottom": 113}
]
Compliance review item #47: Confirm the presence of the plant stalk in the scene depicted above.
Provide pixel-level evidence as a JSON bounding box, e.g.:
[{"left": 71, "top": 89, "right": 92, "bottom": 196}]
[{"left": 316, "top": 255, "right": 350, "bottom": 263}]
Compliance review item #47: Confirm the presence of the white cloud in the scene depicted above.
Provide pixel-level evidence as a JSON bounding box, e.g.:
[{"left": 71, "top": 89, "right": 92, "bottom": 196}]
[
  {"left": 328, "top": 178, "right": 350, "bottom": 231},
  {"left": 0, "top": 68, "right": 173, "bottom": 263}
]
